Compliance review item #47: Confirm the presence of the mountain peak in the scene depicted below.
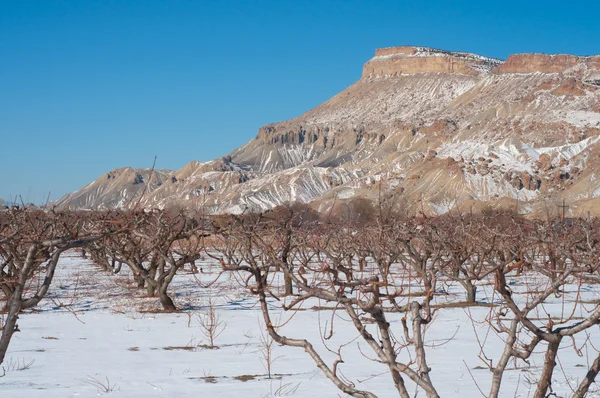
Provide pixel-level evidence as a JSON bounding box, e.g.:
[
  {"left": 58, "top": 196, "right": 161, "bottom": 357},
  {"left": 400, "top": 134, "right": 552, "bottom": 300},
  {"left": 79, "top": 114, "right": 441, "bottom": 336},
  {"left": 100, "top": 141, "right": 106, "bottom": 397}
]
[{"left": 55, "top": 45, "right": 600, "bottom": 217}]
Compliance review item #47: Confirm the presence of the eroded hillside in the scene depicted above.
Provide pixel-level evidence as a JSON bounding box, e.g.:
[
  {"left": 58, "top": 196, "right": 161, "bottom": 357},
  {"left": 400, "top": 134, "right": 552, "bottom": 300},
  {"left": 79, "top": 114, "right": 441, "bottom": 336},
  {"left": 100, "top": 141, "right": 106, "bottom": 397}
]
[{"left": 55, "top": 46, "right": 600, "bottom": 217}]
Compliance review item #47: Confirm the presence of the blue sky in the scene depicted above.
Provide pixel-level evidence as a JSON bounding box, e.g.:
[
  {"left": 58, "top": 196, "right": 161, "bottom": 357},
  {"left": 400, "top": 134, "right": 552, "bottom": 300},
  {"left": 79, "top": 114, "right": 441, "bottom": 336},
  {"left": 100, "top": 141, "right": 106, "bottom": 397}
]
[{"left": 1, "top": 0, "right": 599, "bottom": 203}]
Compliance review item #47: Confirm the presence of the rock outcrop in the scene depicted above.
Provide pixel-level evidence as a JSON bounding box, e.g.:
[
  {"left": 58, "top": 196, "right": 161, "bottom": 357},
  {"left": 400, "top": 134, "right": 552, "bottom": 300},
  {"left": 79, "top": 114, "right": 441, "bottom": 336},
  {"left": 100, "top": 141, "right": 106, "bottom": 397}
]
[
  {"left": 494, "top": 53, "right": 600, "bottom": 74},
  {"left": 55, "top": 46, "right": 600, "bottom": 217},
  {"left": 362, "top": 46, "right": 502, "bottom": 78}
]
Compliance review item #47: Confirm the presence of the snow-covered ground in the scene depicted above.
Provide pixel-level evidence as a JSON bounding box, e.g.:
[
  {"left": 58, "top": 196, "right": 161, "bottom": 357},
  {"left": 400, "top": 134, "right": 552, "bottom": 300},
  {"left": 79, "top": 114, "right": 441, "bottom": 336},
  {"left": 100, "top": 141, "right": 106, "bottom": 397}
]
[{"left": 2, "top": 252, "right": 600, "bottom": 397}]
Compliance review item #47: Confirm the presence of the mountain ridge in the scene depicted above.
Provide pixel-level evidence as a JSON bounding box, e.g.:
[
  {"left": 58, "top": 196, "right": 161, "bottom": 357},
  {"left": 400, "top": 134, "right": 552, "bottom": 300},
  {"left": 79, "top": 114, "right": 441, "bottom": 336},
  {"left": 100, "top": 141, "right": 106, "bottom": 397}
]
[{"left": 54, "top": 46, "right": 600, "bottom": 217}]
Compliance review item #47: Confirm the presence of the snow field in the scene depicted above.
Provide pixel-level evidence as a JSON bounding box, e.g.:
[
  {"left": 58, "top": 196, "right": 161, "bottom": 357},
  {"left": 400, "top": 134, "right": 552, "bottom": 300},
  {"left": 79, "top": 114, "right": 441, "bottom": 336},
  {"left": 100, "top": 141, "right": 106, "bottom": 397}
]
[{"left": 2, "top": 252, "right": 600, "bottom": 397}]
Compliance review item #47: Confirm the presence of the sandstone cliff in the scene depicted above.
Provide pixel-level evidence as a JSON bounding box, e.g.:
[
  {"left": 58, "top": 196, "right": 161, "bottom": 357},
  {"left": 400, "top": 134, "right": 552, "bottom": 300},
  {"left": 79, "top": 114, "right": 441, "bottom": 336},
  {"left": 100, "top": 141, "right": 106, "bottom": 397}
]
[
  {"left": 494, "top": 53, "right": 600, "bottom": 74},
  {"left": 362, "top": 46, "right": 502, "bottom": 78},
  {"left": 55, "top": 46, "right": 600, "bottom": 217}
]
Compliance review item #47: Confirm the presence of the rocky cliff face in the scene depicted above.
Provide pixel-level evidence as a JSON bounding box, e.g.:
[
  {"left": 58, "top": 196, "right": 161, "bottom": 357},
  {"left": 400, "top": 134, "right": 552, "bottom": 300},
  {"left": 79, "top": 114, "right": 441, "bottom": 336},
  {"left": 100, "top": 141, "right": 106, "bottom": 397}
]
[
  {"left": 55, "top": 46, "right": 600, "bottom": 217},
  {"left": 362, "top": 46, "right": 502, "bottom": 77},
  {"left": 494, "top": 53, "right": 600, "bottom": 74}
]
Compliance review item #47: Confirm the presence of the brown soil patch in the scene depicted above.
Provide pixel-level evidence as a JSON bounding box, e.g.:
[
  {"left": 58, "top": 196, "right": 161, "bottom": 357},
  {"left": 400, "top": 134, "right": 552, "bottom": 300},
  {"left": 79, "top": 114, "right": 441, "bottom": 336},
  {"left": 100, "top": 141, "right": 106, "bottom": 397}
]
[
  {"left": 551, "top": 78, "right": 586, "bottom": 96},
  {"left": 234, "top": 375, "right": 258, "bottom": 382}
]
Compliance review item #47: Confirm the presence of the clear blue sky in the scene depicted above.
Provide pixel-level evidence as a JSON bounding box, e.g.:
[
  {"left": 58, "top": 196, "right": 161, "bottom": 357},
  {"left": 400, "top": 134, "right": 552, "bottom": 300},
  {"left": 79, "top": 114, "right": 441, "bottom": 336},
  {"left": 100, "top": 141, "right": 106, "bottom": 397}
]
[{"left": 1, "top": 0, "right": 599, "bottom": 203}]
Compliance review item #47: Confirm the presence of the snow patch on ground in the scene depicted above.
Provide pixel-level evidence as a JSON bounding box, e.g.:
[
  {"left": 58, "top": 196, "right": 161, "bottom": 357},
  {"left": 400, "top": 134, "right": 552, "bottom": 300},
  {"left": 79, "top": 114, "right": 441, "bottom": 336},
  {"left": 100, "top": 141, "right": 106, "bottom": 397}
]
[
  {"left": 336, "top": 188, "right": 356, "bottom": 199},
  {"left": 439, "top": 139, "right": 537, "bottom": 173},
  {"left": 538, "top": 135, "right": 600, "bottom": 160},
  {"left": 464, "top": 172, "right": 539, "bottom": 201},
  {"left": 552, "top": 110, "right": 600, "bottom": 128}
]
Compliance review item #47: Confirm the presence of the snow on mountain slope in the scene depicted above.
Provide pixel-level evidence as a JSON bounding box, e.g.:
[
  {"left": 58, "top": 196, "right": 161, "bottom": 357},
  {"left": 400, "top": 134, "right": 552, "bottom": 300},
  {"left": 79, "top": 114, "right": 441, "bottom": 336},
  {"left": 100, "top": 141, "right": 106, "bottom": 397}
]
[
  {"left": 141, "top": 165, "right": 360, "bottom": 214},
  {"left": 54, "top": 46, "right": 600, "bottom": 216},
  {"left": 54, "top": 168, "right": 173, "bottom": 210}
]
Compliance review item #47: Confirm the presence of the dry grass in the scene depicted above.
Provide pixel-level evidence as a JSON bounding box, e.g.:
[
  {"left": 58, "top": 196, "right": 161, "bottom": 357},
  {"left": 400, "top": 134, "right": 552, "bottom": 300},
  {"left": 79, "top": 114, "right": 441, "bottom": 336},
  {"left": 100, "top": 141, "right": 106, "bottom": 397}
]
[
  {"left": 197, "top": 344, "right": 220, "bottom": 350},
  {"left": 197, "top": 376, "right": 218, "bottom": 384},
  {"left": 163, "top": 346, "right": 194, "bottom": 351},
  {"left": 234, "top": 374, "right": 257, "bottom": 382}
]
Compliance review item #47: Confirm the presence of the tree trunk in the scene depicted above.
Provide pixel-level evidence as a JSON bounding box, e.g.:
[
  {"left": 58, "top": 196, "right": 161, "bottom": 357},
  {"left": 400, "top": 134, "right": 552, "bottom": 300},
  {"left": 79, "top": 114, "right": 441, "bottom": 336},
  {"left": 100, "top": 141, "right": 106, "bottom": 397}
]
[
  {"left": 533, "top": 338, "right": 561, "bottom": 398},
  {"left": 359, "top": 257, "right": 366, "bottom": 272},
  {"left": 0, "top": 246, "right": 36, "bottom": 365},
  {"left": 0, "top": 281, "right": 24, "bottom": 365},
  {"left": 21, "top": 251, "right": 63, "bottom": 309},
  {"left": 466, "top": 282, "right": 477, "bottom": 303},
  {"left": 281, "top": 226, "right": 293, "bottom": 296},
  {"left": 489, "top": 319, "right": 519, "bottom": 398},
  {"left": 146, "top": 281, "right": 156, "bottom": 296},
  {"left": 157, "top": 262, "right": 179, "bottom": 312},
  {"left": 159, "top": 286, "right": 176, "bottom": 312},
  {"left": 410, "top": 301, "right": 440, "bottom": 398},
  {"left": 372, "top": 307, "right": 410, "bottom": 398},
  {"left": 572, "top": 351, "right": 600, "bottom": 398},
  {"left": 284, "top": 273, "right": 293, "bottom": 296},
  {"left": 0, "top": 284, "right": 13, "bottom": 310}
]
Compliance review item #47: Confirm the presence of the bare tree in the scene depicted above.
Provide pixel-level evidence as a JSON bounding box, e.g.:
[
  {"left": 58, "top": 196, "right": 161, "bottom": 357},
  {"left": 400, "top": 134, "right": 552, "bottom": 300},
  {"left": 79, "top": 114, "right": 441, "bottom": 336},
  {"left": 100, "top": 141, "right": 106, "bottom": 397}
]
[
  {"left": 198, "top": 294, "right": 226, "bottom": 349},
  {"left": 0, "top": 208, "right": 113, "bottom": 365},
  {"left": 102, "top": 209, "right": 207, "bottom": 311},
  {"left": 468, "top": 217, "right": 600, "bottom": 397},
  {"left": 207, "top": 212, "right": 442, "bottom": 397}
]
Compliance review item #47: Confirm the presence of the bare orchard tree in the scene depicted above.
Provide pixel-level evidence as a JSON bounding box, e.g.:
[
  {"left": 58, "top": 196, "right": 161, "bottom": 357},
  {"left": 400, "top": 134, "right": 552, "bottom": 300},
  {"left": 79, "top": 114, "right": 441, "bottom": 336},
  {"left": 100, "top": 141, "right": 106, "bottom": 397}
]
[
  {"left": 435, "top": 214, "right": 495, "bottom": 303},
  {"left": 86, "top": 233, "right": 123, "bottom": 274},
  {"left": 103, "top": 209, "right": 206, "bottom": 311},
  {"left": 0, "top": 208, "right": 113, "bottom": 365},
  {"left": 392, "top": 217, "right": 445, "bottom": 298},
  {"left": 469, "top": 217, "right": 600, "bottom": 397},
  {"left": 102, "top": 212, "right": 157, "bottom": 291},
  {"left": 208, "top": 213, "right": 441, "bottom": 398}
]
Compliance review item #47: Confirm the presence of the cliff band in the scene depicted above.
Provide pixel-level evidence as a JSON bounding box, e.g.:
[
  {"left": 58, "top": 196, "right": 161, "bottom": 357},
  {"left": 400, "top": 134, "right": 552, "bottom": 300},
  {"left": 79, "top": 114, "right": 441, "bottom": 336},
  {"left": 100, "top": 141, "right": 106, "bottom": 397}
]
[{"left": 55, "top": 46, "right": 600, "bottom": 217}]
